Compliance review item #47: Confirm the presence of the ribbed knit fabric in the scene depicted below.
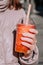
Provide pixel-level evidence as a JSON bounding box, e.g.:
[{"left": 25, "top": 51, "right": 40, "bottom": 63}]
[{"left": 0, "top": 0, "right": 9, "bottom": 12}]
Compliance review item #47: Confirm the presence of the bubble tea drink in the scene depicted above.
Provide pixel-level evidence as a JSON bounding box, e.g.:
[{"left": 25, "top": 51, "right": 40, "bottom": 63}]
[{"left": 15, "top": 4, "right": 35, "bottom": 54}]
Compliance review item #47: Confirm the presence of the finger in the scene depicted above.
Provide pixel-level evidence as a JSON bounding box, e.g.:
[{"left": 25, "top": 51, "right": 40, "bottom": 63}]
[
  {"left": 22, "top": 32, "right": 35, "bottom": 39},
  {"left": 21, "top": 42, "right": 32, "bottom": 49},
  {"left": 29, "top": 29, "right": 38, "bottom": 34},
  {"left": 21, "top": 42, "right": 36, "bottom": 51},
  {"left": 21, "top": 37, "right": 34, "bottom": 44}
]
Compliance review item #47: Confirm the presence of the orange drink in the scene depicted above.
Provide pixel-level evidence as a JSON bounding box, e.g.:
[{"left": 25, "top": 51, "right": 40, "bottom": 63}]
[{"left": 15, "top": 24, "right": 35, "bottom": 54}]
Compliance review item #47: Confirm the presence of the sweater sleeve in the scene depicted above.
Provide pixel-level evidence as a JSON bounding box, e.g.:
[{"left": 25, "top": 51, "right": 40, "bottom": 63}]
[
  {"left": 19, "top": 9, "right": 26, "bottom": 24},
  {"left": 22, "top": 9, "right": 26, "bottom": 24},
  {"left": 19, "top": 46, "right": 39, "bottom": 65}
]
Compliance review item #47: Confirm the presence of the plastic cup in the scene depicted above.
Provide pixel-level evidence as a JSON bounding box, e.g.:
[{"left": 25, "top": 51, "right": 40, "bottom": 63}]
[{"left": 15, "top": 24, "right": 35, "bottom": 54}]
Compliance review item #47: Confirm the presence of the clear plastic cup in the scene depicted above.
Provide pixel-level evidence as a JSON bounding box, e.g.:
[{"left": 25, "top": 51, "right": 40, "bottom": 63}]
[{"left": 15, "top": 24, "right": 35, "bottom": 54}]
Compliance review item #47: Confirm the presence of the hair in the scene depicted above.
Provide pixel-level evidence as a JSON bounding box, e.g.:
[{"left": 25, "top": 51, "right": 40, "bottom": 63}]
[
  {"left": 9, "top": 0, "right": 22, "bottom": 10},
  {"left": 8, "top": 0, "right": 13, "bottom": 9}
]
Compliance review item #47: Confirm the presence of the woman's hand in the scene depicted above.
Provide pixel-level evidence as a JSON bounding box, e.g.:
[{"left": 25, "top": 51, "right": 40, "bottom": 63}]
[{"left": 21, "top": 29, "right": 38, "bottom": 56}]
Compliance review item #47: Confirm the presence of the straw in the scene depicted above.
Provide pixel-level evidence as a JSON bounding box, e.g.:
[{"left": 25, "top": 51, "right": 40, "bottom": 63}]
[
  {"left": 26, "top": 4, "right": 32, "bottom": 25},
  {"left": 24, "top": 4, "right": 32, "bottom": 56}
]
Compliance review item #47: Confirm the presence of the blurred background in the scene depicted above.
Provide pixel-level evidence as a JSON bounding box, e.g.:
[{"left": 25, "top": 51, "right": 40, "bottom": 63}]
[
  {"left": 20, "top": 0, "right": 43, "bottom": 65},
  {"left": 20, "top": 0, "right": 43, "bottom": 14}
]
